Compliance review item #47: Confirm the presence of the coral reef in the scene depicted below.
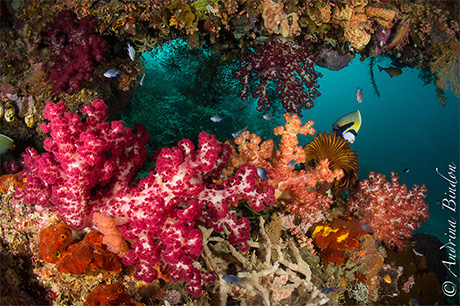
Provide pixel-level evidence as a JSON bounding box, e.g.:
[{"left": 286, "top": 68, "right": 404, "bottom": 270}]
[
  {"left": 304, "top": 131, "right": 360, "bottom": 197},
  {"left": 201, "top": 216, "right": 329, "bottom": 306},
  {"left": 19, "top": 99, "right": 276, "bottom": 296},
  {"left": 311, "top": 218, "right": 369, "bottom": 266},
  {"left": 20, "top": 99, "right": 150, "bottom": 229},
  {"left": 348, "top": 171, "right": 429, "bottom": 250},
  {"left": 262, "top": 0, "right": 300, "bottom": 38},
  {"left": 84, "top": 283, "right": 141, "bottom": 306},
  {"left": 42, "top": 10, "right": 108, "bottom": 94},
  {"left": 234, "top": 38, "right": 322, "bottom": 115},
  {"left": 0, "top": 0, "right": 453, "bottom": 304}
]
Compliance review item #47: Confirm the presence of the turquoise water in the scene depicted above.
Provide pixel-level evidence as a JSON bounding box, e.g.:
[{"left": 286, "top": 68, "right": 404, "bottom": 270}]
[
  {"left": 315, "top": 58, "right": 459, "bottom": 246},
  {"left": 119, "top": 40, "right": 459, "bottom": 247}
]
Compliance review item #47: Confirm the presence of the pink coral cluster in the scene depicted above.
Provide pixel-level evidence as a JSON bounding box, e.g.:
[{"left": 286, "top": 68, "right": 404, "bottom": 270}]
[
  {"left": 348, "top": 171, "right": 429, "bottom": 250},
  {"left": 234, "top": 38, "right": 322, "bottom": 115},
  {"left": 43, "top": 10, "right": 108, "bottom": 94},
  {"left": 96, "top": 132, "right": 275, "bottom": 296},
  {"left": 20, "top": 99, "right": 149, "bottom": 229},
  {"left": 20, "top": 99, "right": 275, "bottom": 296}
]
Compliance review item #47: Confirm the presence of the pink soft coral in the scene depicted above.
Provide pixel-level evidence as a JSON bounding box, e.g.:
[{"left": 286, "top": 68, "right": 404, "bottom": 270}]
[
  {"left": 348, "top": 171, "right": 429, "bottom": 250},
  {"left": 21, "top": 99, "right": 149, "bottom": 229},
  {"left": 20, "top": 100, "right": 275, "bottom": 296}
]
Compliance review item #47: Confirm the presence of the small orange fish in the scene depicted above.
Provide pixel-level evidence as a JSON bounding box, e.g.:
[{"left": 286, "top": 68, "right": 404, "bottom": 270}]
[
  {"left": 378, "top": 65, "right": 402, "bottom": 78},
  {"left": 383, "top": 274, "right": 392, "bottom": 284}
]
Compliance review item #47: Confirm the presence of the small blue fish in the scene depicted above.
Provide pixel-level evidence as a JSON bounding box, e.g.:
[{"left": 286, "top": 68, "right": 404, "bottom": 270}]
[
  {"left": 356, "top": 88, "right": 363, "bottom": 103},
  {"left": 257, "top": 167, "right": 268, "bottom": 181},
  {"left": 375, "top": 241, "right": 381, "bottom": 249},
  {"left": 410, "top": 298, "right": 421, "bottom": 306},
  {"left": 127, "top": 42, "right": 135, "bottom": 61},
  {"left": 222, "top": 274, "right": 240, "bottom": 285},
  {"left": 210, "top": 115, "right": 223, "bottom": 122},
  {"left": 287, "top": 159, "right": 296, "bottom": 167},
  {"left": 263, "top": 114, "right": 273, "bottom": 121},
  {"left": 104, "top": 69, "right": 119, "bottom": 78},
  {"left": 140, "top": 73, "right": 145, "bottom": 85},
  {"left": 321, "top": 287, "right": 336, "bottom": 294}
]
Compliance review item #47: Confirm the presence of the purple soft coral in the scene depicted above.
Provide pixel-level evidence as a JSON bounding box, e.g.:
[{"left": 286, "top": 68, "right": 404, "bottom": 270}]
[
  {"left": 234, "top": 38, "right": 322, "bottom": 115},
  {"left": 43, "top": 10, "right": 108, "bottom": 94}
]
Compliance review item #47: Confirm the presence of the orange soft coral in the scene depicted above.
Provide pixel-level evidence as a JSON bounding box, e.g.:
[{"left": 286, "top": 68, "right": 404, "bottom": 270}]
[
  {"left": 269, "top": 113, "right": 315, "bottom": 192},
  {"left": 311, "top": 218, "right": 370, "bottom": 266}
]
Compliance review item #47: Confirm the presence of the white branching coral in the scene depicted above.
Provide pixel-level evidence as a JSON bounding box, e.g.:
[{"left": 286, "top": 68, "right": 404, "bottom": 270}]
[{"left": 200, "top": 217, "right": 328, "bottom": 306}]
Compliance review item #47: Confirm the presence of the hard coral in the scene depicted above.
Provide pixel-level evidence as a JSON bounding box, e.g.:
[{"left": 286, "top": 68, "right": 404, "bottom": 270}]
[
  {"left": 234, "top": 38, "right": 322, "bottom": 115},
  {"left": 42, "top": 10, "right": 108, "bottom": 94}
]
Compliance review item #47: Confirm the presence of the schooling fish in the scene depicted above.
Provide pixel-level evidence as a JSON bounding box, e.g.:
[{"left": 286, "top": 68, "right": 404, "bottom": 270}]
[
  {"left": 222, "top": 274, "right": 240, "bottom": 285},
  {"left": 287, "top": 159, "right": 296, "bottom": 167},
  {"left": 210, "top": 115, "right": 223, "bottom": 122},
  {"left": 104, "top": 69, "right": 120, "bottom": 78},
  {"left": 403, "top": 168, "right": 410, "bottom": 173},
  {"left": 332, "top": 110, "right": 362, "bottom": 144},
  {"left": 257, "top": 167, "right": 268, "bottom": 181},
  {"left": 127, "top": 42, "right": 135, "bottom": 61},
  {"left": 356, "top": 88, "right": 363, "bottom": 103},
  {"left": 377, "top": 65, "right": 402, "bottom": 78}
]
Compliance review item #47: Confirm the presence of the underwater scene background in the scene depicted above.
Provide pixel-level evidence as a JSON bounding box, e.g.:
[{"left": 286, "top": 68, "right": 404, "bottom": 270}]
[
  {"left": 1, "top": 0, "right": 459, "bottom": 305},
  {"left": 121, "top": 39, "right": 460, "bottom": 249}
]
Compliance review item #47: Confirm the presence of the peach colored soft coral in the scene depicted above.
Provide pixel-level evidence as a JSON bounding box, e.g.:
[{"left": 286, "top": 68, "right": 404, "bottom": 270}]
[{"left": 92, "top": 212, "right": 129, "bottom": 257}]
